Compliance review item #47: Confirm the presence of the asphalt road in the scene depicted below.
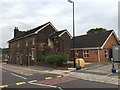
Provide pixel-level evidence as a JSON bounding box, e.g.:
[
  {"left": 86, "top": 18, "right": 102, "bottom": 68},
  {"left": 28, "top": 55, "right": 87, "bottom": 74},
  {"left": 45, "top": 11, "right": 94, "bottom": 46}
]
[
  {"left": 2, "top": 68, "right": 58, "bottom": 88},
  {"left": 1, "top": 68, "right": 119, "bottom": 89}
]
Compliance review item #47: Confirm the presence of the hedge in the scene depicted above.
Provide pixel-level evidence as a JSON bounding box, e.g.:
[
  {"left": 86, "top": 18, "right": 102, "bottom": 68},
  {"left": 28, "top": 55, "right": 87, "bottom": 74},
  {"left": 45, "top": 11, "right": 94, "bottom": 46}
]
[{"left": 37, "top": 54, "right": 67, "bottom": 64}]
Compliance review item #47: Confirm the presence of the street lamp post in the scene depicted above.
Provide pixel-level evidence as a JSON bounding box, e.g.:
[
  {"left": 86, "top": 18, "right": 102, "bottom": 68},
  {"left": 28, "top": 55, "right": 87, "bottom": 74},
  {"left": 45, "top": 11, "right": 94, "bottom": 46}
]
[{"left": 68, "top": 0, "right": 76, "bottom": 68}]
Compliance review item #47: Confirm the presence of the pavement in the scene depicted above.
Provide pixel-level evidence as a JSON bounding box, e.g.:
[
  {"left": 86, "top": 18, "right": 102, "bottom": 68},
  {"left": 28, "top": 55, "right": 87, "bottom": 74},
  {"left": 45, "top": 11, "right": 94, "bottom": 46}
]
[{"left": 1, "top": 62, "right": 120, "bottom": 86}]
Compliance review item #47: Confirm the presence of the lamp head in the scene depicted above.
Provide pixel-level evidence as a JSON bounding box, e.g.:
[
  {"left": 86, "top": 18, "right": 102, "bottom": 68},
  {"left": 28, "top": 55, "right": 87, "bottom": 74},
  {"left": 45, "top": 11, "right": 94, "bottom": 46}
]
[{"left": 68, "top": 0, "right": 74, "bottom": 3}]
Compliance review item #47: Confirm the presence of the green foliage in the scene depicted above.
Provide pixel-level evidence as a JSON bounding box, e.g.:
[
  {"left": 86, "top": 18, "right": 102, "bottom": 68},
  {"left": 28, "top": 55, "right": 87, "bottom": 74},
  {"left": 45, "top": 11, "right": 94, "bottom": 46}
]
[
  {"left": 2, "top": 49, "right": 6, "bottom": 54},
  {"left": 37, "top": 54, "right": 67, "bottom": 64},
  {"left": 37, "top": 55, "right": 46, "bottom": 62},
  {"left": 87, "top": 28, "right": 107, "bottom": 34}
]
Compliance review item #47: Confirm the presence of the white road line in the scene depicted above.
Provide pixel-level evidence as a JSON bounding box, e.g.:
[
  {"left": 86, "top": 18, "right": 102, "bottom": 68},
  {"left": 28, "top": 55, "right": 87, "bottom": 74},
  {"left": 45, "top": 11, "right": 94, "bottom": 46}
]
[
  {"left": 28, "top": 80, "right": 63, "bottom": 90},
  {"left": 102, "top": 68, "right": 120, "bottom": 79},
  {"left": 11, "top": 73, "right": 27, "bottom": 80},
  {"left": 104, "top": 73, "right": 112, "bottom": 77},
  {"left": 28, "top": 80, "right": 57, "bottom": 88}
]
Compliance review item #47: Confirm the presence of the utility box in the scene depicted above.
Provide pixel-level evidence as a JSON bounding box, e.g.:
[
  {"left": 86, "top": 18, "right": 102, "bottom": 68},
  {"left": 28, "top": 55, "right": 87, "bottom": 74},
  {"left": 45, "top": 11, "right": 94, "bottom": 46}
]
[{"left": 112, "top": 45, "right": 120, "bottom": 62}]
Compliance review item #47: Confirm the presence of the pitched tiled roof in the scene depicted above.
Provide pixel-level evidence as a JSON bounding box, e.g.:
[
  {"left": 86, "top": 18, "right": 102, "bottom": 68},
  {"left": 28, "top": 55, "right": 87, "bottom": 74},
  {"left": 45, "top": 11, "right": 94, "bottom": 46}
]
[
  {"left": 72, "top": 30, "right": 113, "bottom": 49},
  {"left": 8, "top": 22, "right": 51, "bottom": 42}
]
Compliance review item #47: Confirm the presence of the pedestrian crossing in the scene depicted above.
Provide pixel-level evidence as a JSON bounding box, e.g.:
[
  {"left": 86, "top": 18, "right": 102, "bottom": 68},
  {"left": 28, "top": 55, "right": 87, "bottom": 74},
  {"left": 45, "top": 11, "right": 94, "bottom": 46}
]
[
  {"left": 37, "top": 77, "right": 78, "bottom": 85},
  {"left": 0, "top": 73, "right": 65, "bottom": 88}
]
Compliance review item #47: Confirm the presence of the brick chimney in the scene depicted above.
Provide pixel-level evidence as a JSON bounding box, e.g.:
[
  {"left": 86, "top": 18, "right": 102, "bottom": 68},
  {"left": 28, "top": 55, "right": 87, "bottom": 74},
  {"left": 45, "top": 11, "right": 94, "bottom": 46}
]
[{"left": 14, "top": 27, "right": 19, "bottom": 37}]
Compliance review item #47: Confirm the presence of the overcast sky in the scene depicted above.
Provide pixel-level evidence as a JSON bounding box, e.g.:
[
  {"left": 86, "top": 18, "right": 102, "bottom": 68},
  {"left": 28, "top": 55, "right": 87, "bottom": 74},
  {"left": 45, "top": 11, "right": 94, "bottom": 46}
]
[{"left": 0, "top": 0, "right": 119, "bottom": 48}]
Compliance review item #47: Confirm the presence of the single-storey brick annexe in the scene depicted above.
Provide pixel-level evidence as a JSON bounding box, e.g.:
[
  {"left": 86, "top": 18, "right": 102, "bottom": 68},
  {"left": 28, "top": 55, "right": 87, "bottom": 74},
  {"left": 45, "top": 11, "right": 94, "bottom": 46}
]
[{"left": 70, "top": 30, "right": 120, "bottom": 62}]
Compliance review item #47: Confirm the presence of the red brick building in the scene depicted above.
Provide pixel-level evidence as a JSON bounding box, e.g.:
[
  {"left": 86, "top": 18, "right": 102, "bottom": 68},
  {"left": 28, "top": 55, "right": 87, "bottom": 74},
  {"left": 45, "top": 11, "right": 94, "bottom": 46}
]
[
  {"left": 70, "top": 30, "right": 120, "bottom": 62},
  {"left": 8, "top": 22, "right": 72, "bottom": 65}
]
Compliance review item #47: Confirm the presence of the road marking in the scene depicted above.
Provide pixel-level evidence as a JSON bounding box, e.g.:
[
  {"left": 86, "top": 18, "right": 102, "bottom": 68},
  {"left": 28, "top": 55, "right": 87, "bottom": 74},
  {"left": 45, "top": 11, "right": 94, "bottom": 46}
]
[
  {"left": 58, "top": 87, "right": 64, "bottom": 90},
  {"left": 28, "top": 80, "right": 63, "bottom": 90},
  {"left": 16, "top": 82, "right": 26, "bottom": 86},
  {"left": 0, "top": 85, "right": 8, "bottom": 88},
  {"left": 11, "top": 73, "right": 27, "bottom": 80},
  {"left": 28, "top": 80, "right": 37, "bottom": 83},
  {"left": 45, "top": 77, "right": 52, "bottom": 80},
  {"left": 56, "top": 75, "right": 62, "bottom": 78},
  {"left": 28, "top": 80, "right": 57, "bottom": 88},
  {"left": 103, "top": 68, "right": 120, "bottom": 78}
]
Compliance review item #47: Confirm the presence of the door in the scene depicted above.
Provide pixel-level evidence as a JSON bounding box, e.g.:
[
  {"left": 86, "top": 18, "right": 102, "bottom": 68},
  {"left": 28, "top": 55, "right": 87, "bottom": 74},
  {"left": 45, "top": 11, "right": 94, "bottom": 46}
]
[
  {"left": 27, "top": 54, "right": 32, "bottom": 66},
  {"left": 20, "top": 54, "right": 23, "bottom": 65}
]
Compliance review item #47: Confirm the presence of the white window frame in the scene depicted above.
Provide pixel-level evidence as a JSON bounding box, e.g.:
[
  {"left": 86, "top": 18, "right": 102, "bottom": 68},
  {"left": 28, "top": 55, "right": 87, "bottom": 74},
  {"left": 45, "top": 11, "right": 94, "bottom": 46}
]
[
  {"left": 105, "top": 50, "right": 109, "bottom": 58},
  {"left": 26, "top": 41, "right": 28, "bottom": 46},
  {"left": 83, "top": 50, "right": 89, "bottom": 58},
  {"left": 32, "top": 38, "right": 35, "bottom": 45},
  {"left": 75, "top": 50, "right": 78, "bottom": 57},
  {"left": 31, "top": 48, "right": 35, "bottom": 60},
  {"left": 17, "top": 42, "right": 19, "bottom": 47}
]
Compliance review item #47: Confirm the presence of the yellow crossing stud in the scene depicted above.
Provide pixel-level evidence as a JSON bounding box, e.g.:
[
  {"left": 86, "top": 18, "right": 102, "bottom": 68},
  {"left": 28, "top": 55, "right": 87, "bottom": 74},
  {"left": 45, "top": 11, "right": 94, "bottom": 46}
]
[
  {"left": 45, "top": 77, "right": 52, "bottom": 80},
  {"left": 0, "top": 85, "right": 8, "bottom": 88},
  {"left": 16, "top": 82, "right": 26, "bottom": 85},
  {"left": 56, "top": 76, "right": 62, "bottom": 78}
]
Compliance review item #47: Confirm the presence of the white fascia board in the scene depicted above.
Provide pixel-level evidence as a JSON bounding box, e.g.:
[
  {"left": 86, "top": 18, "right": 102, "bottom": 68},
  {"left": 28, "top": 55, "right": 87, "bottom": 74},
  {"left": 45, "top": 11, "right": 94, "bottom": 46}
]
[
  {"left": 49, "top": 22, "right": 58, "bottom": 32},
  {"left": 70, "top": 47, "right": 101, "bottom": 50},
  {"left": 101, "top": 31, "right": 119, "bottom": 49},
  {"left": 112, "top": 31, "right": 120, "bottom": 44},
  {"left": 35, "top": 23, "right": 50, "bottom": 34},
  {"left": 59, "top": 30, "right": 72, "bottom": 39},
  {"left": 35, "top": 22, "right": 58, "bottom": 34}
]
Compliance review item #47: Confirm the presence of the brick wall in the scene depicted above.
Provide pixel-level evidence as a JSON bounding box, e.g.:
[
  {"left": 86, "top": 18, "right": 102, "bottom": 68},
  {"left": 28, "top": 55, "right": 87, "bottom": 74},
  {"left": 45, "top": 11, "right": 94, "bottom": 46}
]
[
  {"left": 100, "top": 34, "right": 119, "bottom": 62},
  {"left": 9, "top": 25, "right": 56, "bottom": 65}
]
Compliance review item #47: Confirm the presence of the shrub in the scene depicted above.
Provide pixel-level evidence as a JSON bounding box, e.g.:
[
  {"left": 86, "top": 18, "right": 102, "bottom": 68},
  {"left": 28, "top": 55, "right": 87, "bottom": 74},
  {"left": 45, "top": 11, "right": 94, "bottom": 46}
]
[
  {"left": 37, "top": 54, "right": 67, "bottom": 65},
  {"left": 37, "top": 55, "right": 46, "bottom": 62}
]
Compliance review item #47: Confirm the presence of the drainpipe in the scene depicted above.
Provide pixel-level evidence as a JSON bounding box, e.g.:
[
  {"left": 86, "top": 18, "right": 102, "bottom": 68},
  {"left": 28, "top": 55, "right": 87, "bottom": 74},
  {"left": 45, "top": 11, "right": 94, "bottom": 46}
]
[{"left": 97, "top": 47, "right": 101, "bottom": 62}]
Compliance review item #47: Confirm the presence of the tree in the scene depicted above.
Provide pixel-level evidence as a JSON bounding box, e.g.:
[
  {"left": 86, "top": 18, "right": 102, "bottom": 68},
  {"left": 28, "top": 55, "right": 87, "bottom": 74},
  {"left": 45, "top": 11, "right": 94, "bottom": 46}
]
[{"left": 87, "top": 28, "right": 107, "bottom": 34}]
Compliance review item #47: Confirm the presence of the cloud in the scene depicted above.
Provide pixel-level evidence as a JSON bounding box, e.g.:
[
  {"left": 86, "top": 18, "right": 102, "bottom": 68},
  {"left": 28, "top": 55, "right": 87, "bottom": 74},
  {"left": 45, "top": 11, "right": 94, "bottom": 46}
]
[{"left": 0, "top": 0, "right": 119, "bottom": 48}]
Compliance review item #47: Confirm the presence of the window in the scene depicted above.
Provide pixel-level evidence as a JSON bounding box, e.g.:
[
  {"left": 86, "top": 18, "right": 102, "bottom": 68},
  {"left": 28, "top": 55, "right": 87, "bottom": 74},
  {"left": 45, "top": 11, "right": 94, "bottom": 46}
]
[
  {"left": 32, "top": 38, "right": 35, "bottom": 45},
  {"left": 26, "top": 41, "right": 28, "bottom": 46},
  {"left": 105, "top": 50, "right": 109, "bottom": 58},
  {"left": 31, "top": 48, "right": 35, "bottom": 60},
  {"left": 17, "top": 42, "right": 19, "bottom": 47},
  {"left": 75, "top": 50, "right": 78, "bottom": 57},
  {"left": 16, "top": 53, "right": 19, "bottom": 61},
  {"left": 83, "top": 50, "right": 89, "bottom": 58}
]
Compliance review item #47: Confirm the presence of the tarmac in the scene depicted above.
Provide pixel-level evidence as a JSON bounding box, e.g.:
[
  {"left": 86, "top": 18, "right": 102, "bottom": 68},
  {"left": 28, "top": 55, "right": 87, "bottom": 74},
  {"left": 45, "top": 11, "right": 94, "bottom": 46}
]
[{"left": 1, "top": 62, "right": 120, "bottom": 85}]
